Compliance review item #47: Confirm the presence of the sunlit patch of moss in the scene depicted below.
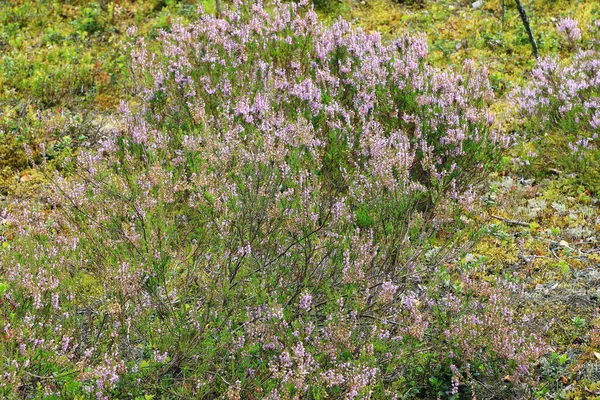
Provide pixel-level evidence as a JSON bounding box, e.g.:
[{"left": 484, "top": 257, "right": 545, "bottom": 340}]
[
  {"left": 565, "top": 380, "right": 600, "bottom": 400},
  {"left": 69, "top": 272, "right": 106, "bottom": 311},
  {"left": 588, "top": 253, "right": 600, "bottom": 265},
  {"left": 330, "top": 0, "right": 404, "bottom": 34},
  {"left": 473, "top": 237, "right": 519, "bottom": 269},
  {"left": 0, "top": 138, "right": 28, "bottom": 173},
  {"left": 3, "top": 168, "right": 48, "bottom": 201}
]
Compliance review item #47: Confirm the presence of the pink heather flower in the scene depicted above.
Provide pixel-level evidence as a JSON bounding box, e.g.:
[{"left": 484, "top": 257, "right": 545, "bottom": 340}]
[
  {"left": 279, "top": 351, "right": 292, "bottom": 368},
  {"left": 298, "top": 292, "right": 312, "bottom": 311},
  {"left": 403, "top": 292, "right": 417, "bottom": 312},
  {"left": 378, "top": 281, "right": 398, "bottom": 303},
  {"left": 557, "top": 18, "right": 582, "bottom": 43},
  {"left": 153, "top": 350, "right": 168, "bottom": 363},
  {"left": 451, "top": 376, "right": 460, "bottom": 395},
  {"left": 590, "top": 111, "right": 600, "bottom": 129}
]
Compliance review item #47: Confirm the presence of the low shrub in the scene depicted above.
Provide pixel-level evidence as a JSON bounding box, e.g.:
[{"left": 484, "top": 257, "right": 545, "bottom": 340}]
[
  {"left": 510, "top": 19, "right": 600, "bottom": 191},
  {"left": 0, "top": 1, "right": 546, "bottom": 398}
]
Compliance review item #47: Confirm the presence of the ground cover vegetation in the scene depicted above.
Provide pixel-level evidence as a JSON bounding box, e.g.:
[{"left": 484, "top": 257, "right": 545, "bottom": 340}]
[{"left": 0, "top": 0, "right": 599, "bottom": 398}]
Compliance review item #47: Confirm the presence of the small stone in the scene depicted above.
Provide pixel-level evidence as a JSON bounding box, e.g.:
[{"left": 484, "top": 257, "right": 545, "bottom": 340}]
[{"left": 472, "top": 0, "right": 484, "bottom": 9}]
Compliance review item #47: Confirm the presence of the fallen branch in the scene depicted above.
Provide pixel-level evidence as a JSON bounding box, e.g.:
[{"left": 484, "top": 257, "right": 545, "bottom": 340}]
[
  {"left": 491, "top": 214, "right": 530, "bottom": 227},
  {"left": 515, "top": 0, "right": 539, "bottom": 59}
]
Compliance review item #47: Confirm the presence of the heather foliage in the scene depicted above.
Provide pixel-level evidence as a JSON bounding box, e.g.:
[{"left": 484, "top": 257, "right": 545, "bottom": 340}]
[
  {"left": 0, "top": 2, "right": 547, "bottom": 399},
  {"left": 511, "top": 20, "right": 600, "bottom": 188}
]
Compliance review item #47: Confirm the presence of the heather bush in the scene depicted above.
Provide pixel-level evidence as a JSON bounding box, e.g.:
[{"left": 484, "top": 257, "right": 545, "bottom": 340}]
[
  {"left": 0, "top": 1, "right": 546, "bottom": 398},
  {"left": 511, "top": 19, "right": 600, "bottom": 189}
]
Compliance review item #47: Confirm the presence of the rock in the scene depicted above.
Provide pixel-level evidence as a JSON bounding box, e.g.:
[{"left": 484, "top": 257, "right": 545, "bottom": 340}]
[{"left": 472, "top": 0, "right": 483, "bottom": 9}]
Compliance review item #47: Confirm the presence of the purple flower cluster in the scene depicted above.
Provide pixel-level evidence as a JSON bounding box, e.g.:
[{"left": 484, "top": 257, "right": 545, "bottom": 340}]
[
  {"left": 557, "top": 17, "right": 582, "bottom": 45},
  {"left": 127, "top": 0, "right": 506, "bottom": 212},
  {"left": 511, "top": 20, "right": 600, "bottom": 164}
]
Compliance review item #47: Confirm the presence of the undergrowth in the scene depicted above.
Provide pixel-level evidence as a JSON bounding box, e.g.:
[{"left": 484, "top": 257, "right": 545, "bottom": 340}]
[{"left": 1, "top": 0, "right": 599, "bottom": 399}]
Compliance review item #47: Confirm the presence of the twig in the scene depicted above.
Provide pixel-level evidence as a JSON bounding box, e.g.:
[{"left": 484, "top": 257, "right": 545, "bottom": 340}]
[
  {"left": 491, "top": 214, "right": 530, "bottom": 227},
  {"left": 23, "top": 369, "right": 78, "bottom": 381},
  {"left": 514, "top": 0, "right": 539, "bottom": 59}
]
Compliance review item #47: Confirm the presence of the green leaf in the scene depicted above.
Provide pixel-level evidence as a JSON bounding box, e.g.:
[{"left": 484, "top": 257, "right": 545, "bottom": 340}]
[
  {"left": 529, "top": 222, "right": 539, "bottom": 230},
  {"left": 557, "top": 260, "right": 569, "bottom": 275}
]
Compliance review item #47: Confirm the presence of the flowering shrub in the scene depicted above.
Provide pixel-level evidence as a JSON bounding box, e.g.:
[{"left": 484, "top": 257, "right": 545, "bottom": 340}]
[
  {"left": 556, "top": 17, "right": 582, "bottom": 48},
  {"left": 0, "top": 1, "right": 546, "bottom": 398},
  {"left": 511, "top": 20, "right": 600, "bottom": 184}
]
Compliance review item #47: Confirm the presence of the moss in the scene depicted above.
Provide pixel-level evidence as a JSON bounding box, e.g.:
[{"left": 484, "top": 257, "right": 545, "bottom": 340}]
[
  {"left": 566, "top": 380, "right": 600, "bottom": 400},
  {"left": 72, "top": 272, "right": 105, "bottom": 298},
  {"left": 0, "top": 138, "right": 28, "bottom": 172},
  {"left": 9, "top": 169, "right": 48, "bottom": 198}
]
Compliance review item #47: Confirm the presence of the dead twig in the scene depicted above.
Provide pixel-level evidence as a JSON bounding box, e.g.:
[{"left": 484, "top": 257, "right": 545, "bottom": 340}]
[
  {"left": 491, "top": 214, "right": 530, "bottom": 227},
  {"left": 514, "top": 0, "right": 539, "bottom": 59}
]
